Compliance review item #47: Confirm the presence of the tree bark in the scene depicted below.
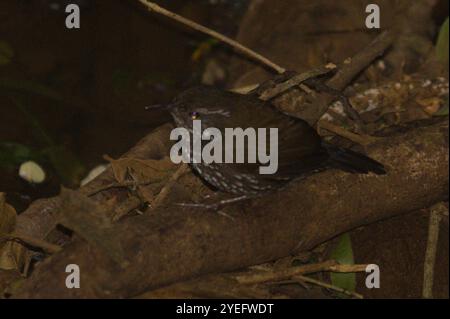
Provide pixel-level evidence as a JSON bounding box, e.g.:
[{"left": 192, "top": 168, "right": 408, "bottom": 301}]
[{"left": 14, "top": 118, "right": 449, "bottom": 298}]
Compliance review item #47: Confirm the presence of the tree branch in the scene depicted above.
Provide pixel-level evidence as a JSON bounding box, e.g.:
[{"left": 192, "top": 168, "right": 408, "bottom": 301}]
[{"left": 13, "top": 119, "right": 448, "bottom": 298}]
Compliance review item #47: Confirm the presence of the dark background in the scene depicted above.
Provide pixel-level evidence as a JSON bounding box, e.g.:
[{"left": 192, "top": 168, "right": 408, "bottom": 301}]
[
  {"left": 0, "top": 0, "right": 448, "bottom": 299},
  {"left": 0, "top": 0, "right": 247, "bottom": 208}
]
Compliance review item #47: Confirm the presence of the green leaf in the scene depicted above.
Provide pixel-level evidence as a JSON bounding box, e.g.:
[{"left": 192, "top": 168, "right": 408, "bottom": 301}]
[
  {"left": 329, "top": 233, "right": 356, "bottom": 298},
  {"left": 8, "top": 96, "right": 54, "bottom": 147},
  {"left": 0, "top": 142, "right": 38, "bottom": 168},
  {"left": 43, "top": 146, "right": 86, "bottom": 186},
  {"left": 0, "top": 41, "right": 14, "bottom": 66},
  {"left": 5, "top": 98, "right": 86, "bottom": 185},
  {"left": 191, "top": 38, "right": 220, "bottom": 62},
  {"left": 434, "top": 100, "right": 449, "bottom": 116},
  {"left": 436, "top": 17, "right": 449, "bottom": 64},
  {"left": 0, "top": 78, "right": 63, "bottom": 101}
]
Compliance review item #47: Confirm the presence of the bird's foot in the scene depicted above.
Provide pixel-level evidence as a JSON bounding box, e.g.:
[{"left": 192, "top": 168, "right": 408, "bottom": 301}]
[{"left": 175, "top": 194, "right": 252, "bottom": 219}]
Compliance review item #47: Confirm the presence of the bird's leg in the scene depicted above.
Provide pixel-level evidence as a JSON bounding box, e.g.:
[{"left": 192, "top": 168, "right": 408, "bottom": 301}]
[{"left": 176, "top": 194, "right": 253, "bottom": 212}]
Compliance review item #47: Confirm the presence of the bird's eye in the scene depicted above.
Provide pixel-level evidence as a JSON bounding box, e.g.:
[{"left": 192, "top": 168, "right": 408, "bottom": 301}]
[{"left": 190, "top": 111, "right": 200, "bottom": 120}]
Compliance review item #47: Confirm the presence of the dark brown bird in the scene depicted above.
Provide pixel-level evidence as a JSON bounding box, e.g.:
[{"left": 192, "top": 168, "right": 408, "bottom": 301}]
[{"left": 164, "top": 86, "right": 385, "bottom": 203}]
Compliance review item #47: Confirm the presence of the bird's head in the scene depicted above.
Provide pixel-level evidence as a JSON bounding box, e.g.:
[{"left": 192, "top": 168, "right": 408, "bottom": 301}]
[{"left": 146, "top": 86, "right": 233, "bottom": 132}]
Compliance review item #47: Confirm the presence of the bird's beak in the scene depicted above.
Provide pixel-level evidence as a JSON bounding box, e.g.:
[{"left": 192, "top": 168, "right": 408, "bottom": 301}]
[
  {"left": 144, "top": 104, "right": 164, "bottom": 110},
  {"left": 144, "top": 103, "right": 177, "bottom": 111}
]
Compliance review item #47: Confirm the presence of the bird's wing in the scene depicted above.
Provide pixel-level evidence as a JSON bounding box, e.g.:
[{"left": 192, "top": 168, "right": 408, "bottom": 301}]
[{"left": 213, "top": 96, "right": 329, "bottom": 179}]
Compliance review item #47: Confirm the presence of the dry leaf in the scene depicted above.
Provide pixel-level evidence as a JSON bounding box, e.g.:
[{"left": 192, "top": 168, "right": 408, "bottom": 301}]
[
  {"left": 0, "top": 193, "right": 16, "bottom": 239},
  {"left": 58, "top": 188, "right": 129, "bottom": 267},
  {"left": 415, "top": 97, "right": 443, "bottom": 115},
  {"left": 0, "top": 194, "right": 29, "bottom": 272},
  {"left": 0, "top": 242, "right": 27, "bottom": 271},
  {"left": 105, "top": 155, "right": 175, "bottom": 185}
]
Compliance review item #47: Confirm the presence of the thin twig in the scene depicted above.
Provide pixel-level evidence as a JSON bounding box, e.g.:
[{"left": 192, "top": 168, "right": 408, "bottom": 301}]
[
  {"left": 309, "top": 31, "right": 394, "bottom": 125},
  {"left": 86, "top": 180, "right": 145, "bottom": 197},
  {"left": 235, "top": 260, "right": 368, "bottom": 285},
  {"left": 258, "top": 66, "right": 336, "bottom": 101},
  {"left": 319, "top": 120, "right": 380, "bottom": 146},
  {"left": 422, "top": 203, "right": 446, "bottom": 298},
  {"left": 326, "top": 31, "right": 394, "bottom": 92},
  {"left": 111, "top": 196, "right": 143, "bottom": 222},
  {"left": 1, "top": 232, "right": 61, "bottom": 254},
  {"left": 98, "top": 164, "right": 189, "bottom": 221},
  {"left": 138, "top": 0, "right": 394, "bottom": 130},
  {"left": 292, "top": 275, "right": 364, "bottom": 299},
  {"left": 137, "top": 0, "right": 285, "bottom": 74},
  {"left": 151, "top": 163, "right": 190, "bottom": 209}
]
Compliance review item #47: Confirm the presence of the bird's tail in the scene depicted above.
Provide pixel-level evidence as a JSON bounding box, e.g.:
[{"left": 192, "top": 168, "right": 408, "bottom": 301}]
[{"left": 323, "top": 143, "right": 386, "bottom": 175}]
